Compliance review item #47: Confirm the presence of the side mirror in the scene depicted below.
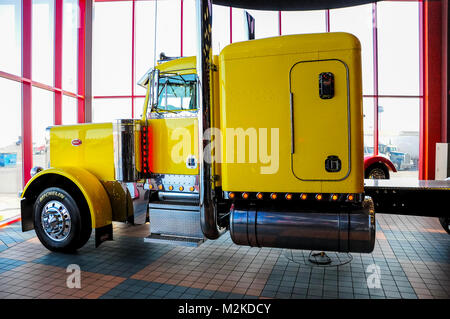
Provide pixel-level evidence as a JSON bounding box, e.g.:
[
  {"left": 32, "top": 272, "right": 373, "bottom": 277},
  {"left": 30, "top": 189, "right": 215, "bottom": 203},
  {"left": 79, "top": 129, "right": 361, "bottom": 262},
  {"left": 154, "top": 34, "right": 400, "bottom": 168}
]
[
  {"left": 245, "top": 11, "right": 255, "bottom": 40},
  {"left": 150, "top": 69, "right": 160, "bottom": 110}
]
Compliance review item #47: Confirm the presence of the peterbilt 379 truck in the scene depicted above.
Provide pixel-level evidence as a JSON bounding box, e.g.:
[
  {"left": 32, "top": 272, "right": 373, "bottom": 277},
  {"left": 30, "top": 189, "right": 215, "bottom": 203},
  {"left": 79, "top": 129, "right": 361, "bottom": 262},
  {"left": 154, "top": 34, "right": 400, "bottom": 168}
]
[{"left": 21, "top": 1, "right": 448, "bottom": 254}]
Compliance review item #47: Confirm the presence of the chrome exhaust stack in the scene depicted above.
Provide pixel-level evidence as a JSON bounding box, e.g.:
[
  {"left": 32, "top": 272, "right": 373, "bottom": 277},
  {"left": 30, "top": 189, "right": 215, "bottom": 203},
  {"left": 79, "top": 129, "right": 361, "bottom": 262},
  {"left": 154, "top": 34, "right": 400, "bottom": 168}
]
[
  {"left": 196, "top": 0, "right": 226, "bottom": 239},
  {"left": 230, "top": 198, "right": 376, "bottom": 253},
  {"left": 113, "top": 119, "right": 141, "bottom": 182}
]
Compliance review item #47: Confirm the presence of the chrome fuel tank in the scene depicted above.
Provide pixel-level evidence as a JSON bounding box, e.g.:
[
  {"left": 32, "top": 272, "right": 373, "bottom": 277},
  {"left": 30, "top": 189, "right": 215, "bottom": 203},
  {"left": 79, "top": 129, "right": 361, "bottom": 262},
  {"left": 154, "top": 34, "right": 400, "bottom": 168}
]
[{"left": 230, "top": 198, "right": 375, "bottom": 253}]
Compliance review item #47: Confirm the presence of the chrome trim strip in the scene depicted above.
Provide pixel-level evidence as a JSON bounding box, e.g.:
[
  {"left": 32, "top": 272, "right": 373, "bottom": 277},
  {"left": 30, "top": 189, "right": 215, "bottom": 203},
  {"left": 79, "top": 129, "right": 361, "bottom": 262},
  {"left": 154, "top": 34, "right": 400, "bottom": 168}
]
[
  {"left": 148, "top": 173, "right": 199, "bottom": 193},
  {"left": 158, "top": 192, "right": 200, "bottom": 202},
  {"left": 289, "top": 92, "right": 294, "bottom": 154},
  {"left": 148, "top": 110, "right": 198, "bottom": 119},
  {"left": 223, "top": 190, "right": 364, "bottom": 202}
]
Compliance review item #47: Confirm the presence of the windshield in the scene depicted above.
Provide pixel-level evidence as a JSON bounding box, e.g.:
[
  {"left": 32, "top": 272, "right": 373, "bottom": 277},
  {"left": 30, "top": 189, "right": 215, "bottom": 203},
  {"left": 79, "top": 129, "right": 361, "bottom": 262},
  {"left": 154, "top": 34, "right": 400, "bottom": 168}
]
[
  {"left": 364, "top": 146, "right": 373, "bottom": 154},
  {"left": 387, "top": 146, "right": 397, "bottom": 152},
  {"left": 154, "top": 73, "right": 197, "bottom": 112}
]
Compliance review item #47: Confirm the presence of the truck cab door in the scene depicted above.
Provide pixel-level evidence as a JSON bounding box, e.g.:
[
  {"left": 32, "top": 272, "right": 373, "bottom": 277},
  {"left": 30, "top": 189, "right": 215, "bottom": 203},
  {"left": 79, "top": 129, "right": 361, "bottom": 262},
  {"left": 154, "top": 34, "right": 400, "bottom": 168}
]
[
  {"left": 145, "top": 73, "right": 199, "bottom": 177},
  {"left": 289, "top": 59, "right": 351, "bottom": 181}
]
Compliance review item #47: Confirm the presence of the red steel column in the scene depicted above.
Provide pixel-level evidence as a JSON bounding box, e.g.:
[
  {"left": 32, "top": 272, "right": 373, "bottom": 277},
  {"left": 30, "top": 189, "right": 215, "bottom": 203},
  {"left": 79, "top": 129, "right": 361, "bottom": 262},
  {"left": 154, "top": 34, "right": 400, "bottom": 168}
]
[
  {"left": 444, "top": 0, "right": 449, "bottom": 143},
  {"left": 22, "top": 0, "right": 32, "bottom": 186},
  {"left": 326, "top": 9, "right": 330, "bottom": 33},
  {"left": 229, "top": 6, "right": 232, "bottom": 43},
  {"left": 131, "top": 0, "right": 135, "bottom": 118},
  {"left": 372, "top": 3, "right": 379, "bottom": 156},
  {"left": 77, "top": 0, "right": 86, "bottom": 123},
  {"left": 421, "top": 0, "right": 443, "bottom": 180},
  {"left": 278, "top": 11, "right": 282, "bottom": 35},
  {"left": 54, "top": 0, "right": 63, "bottom": 125},
  {"left": 181, "top": 0, "right": 184, "bottom": 57},
  {"left": 419, "top": 0, "right": 425, "bottom": 178}
]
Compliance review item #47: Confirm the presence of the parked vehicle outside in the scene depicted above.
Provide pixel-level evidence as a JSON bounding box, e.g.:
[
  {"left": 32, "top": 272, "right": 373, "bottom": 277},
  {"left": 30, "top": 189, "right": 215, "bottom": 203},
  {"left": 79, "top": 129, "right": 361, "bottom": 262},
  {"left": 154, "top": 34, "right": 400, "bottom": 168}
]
[
  {"left": 379, "top": 144, "right": 414, "bottom": 171},
  {"left": 363, "top": 146, "right": 396, "bottom": 179}
]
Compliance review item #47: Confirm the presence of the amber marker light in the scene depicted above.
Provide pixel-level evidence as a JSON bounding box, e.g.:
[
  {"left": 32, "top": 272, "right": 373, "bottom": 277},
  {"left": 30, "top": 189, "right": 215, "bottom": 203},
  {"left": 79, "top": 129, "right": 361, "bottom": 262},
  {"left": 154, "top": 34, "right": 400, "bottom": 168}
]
[
  {"left": 285, "top": 193, "right": 293, "bottom": 200},
  {"left": 179, "top": 186, "right": 184, "bottom": 191},
  {"left": 242, "top": 192, "right": 249, "bottom": 199},
  {"left": 332, "top": 194, "right": 338, "bottom": 201},
  {"left": 168, "top": 186, "right": 173, "bottom": 191},
  {"left": 256, "top": 193, "right": 263, "bottom": 200},
  {"left": 316, "top": 194, "right": 323, "bottom": 201},
  {"left": 270, "top": 193, "right": 277, "bottom": 200},
  {"left": 347, "top": 194, "right": 354, "bottom": 201},
  {"left": 189, "top": 186, "right": 195, "bottom": 192},
  {"left": 149, "top": 184, "right": 153, "bottom": 190},
  {"left": 300, "top": 193, "right": 307, "bottom": 200},
  {"left": 158, "top": 185, "right": 163, "bottom": 190},
  {"left": 229, "top": 192, "right": 235, "bottom": 199}
]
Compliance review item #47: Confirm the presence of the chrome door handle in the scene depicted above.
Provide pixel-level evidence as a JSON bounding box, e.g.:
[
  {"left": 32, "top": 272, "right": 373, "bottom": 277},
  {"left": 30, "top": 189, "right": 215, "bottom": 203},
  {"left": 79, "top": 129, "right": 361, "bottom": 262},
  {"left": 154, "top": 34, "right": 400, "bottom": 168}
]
[{"left": 290, "top": 92, "right": 295, "bottom": 154}]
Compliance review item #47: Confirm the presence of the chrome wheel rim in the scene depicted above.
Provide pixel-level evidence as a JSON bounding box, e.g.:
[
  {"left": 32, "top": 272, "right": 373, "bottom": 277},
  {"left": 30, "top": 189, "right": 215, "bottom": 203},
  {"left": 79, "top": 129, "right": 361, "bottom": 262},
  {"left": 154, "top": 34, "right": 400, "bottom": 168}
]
[
  {"left": 41, "top": 200, "right": 71, "bottom": 241},
  {"left": 368, "top": 168, "right": 386, "bottom": 179}
]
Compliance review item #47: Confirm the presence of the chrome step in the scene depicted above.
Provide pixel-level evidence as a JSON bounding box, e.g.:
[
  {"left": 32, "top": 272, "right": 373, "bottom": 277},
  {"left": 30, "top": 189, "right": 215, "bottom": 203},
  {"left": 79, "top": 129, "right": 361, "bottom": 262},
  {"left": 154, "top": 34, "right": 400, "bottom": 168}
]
[
  {"left": 157, "top": 191, "right": 199, "bottom": 202},
  {"left": 144, "top": 233, "right": 204, "bottom": 247},
  {"left": 146, "top": 201, "right": 205, "bottom": 246}
]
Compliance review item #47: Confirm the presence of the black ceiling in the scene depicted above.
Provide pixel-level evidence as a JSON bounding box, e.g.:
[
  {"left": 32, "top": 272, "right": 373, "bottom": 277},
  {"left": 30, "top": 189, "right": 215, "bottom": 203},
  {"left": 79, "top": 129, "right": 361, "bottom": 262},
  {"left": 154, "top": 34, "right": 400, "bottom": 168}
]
[{"left": 212, "top": 0, "right": 378, "bottom": 11}]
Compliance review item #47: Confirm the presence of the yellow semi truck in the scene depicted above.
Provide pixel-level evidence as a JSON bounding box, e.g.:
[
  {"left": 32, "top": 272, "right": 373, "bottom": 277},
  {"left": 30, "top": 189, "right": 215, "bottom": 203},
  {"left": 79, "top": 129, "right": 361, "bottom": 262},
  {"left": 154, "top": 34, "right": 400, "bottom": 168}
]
[{"left": 20, "top": 1, "right": 376, "bottom": 254}]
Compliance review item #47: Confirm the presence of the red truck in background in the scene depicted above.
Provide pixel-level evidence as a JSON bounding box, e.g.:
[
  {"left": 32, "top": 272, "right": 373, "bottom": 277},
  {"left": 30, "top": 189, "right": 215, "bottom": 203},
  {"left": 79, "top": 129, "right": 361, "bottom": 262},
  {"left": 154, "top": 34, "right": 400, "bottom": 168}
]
[{"left": 364, "top": 150, "right": 397, "bottom": 179}]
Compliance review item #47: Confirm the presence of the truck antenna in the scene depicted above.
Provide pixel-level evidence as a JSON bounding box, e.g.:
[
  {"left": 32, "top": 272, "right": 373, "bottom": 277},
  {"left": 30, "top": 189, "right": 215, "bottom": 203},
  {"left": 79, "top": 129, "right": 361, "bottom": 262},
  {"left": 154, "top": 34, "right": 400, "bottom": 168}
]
[{"left": 153, "top": 0, "right": 158, "bottom": 68}]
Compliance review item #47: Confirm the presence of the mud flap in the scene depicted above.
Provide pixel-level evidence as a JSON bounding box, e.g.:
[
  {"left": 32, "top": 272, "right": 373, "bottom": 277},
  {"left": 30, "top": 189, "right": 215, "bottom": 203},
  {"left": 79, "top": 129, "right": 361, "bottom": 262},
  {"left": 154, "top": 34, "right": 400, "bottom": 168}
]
[
  {"left": 20, "top": 198, "right": 34, "bottom": 232},
  {"left": 95, "top": 223, "right": 113, "bottom": 248}
]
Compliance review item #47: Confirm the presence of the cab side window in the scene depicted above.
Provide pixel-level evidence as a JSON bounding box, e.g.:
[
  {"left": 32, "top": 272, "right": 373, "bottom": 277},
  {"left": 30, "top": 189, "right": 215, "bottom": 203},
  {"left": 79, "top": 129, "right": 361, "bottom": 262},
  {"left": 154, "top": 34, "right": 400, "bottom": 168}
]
[{"left": 156, "top": 74, "right": 197, "bottom": 112}]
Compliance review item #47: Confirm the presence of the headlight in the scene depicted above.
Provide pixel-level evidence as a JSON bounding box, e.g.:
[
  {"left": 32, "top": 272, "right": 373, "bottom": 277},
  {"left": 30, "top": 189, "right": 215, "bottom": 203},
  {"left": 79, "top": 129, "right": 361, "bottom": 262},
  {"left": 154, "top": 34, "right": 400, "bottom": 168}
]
[
  {"left": 30, "top": 166, "right": 43, "bottom": 177},
  {"left": 45, "top": 127, "right": 51, "bottom": 168}
]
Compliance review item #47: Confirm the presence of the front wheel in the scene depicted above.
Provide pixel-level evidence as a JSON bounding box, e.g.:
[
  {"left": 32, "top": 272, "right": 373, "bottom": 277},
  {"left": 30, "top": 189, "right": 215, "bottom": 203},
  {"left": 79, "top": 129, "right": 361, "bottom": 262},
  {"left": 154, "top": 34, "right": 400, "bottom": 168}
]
[
  {"left": 365, "top": 163, "right": 390, "bottom": 179},
  {"left": 33, "top": 187, "right": 92, "bottom": 252}
]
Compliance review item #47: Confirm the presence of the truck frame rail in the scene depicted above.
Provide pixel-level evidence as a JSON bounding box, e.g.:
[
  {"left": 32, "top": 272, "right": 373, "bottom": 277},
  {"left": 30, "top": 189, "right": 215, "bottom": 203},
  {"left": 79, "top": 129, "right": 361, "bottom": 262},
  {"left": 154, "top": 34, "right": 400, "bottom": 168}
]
[{"left": 364, "top": 179, "right": 450, "bottom": 218}]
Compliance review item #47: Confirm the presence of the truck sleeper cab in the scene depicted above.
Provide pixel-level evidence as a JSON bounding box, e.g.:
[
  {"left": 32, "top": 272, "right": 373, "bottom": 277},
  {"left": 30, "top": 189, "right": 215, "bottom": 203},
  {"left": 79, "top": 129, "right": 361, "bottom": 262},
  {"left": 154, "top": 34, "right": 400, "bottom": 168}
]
[{"left": 20, "top": 32, "right": 375, "bottom": 254}]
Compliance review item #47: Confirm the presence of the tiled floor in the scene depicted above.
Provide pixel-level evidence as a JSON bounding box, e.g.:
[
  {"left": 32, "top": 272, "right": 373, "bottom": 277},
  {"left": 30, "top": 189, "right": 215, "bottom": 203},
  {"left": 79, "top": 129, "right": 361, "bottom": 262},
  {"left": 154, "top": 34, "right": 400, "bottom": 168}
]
[{"left": 0, "top": 214, "right": 448, "bottom": 299}]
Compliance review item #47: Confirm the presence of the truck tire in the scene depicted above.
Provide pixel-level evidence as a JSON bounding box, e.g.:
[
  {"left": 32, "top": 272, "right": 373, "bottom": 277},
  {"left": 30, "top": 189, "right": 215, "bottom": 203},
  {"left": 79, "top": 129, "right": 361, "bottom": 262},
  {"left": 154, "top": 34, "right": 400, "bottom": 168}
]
[
  {"left": 365, "top": 163, "right": 390, "bottom": 179},
  {"left": 33, "top": 187, "right": 92, "bottom": 252},
  {"left": 439, "top": 217, "right": 450, "bottom": 234}
]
